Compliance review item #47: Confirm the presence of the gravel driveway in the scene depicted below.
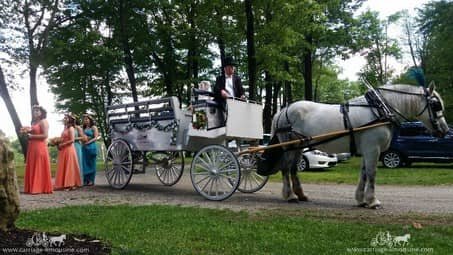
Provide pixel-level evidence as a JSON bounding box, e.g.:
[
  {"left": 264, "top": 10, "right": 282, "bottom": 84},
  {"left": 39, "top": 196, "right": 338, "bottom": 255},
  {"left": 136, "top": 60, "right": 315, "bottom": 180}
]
[{"left": 19, "top": 170, "right": 453, "bottom": 217}]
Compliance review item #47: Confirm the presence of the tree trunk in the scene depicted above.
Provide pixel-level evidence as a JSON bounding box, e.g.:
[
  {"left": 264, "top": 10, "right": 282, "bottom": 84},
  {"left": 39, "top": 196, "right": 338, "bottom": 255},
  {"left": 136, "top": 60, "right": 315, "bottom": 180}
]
[
  {"left": 119, "top": 0, "right": 138, "bottom": 103},
  {"left": 0, "top": 67, "right": 27, "bottom": 156},
  {"left": 263, "top": 71, "right": 273, "bottom": 133},
  {"left": 186, "top": 2, "right": 199, "bottom": 105},
  {"left": 272, "top": 82, "right": 281, "bottom": 116},
  {"left": 29, "top": 65, "right": 39, "bottom": 109},
  {"left": 303, "top": 36, "right": 313, "bottom": 101},
  {"left": 0, "top": 131, "right": 20, "bottom": 231},
  {"left": 245, "top": 0, "right": 257, "bottom": 101},
  {"left": 283, "top": 61, "right": 292, "bottom": 105},
  {"left": 215, "top": 7, "right": 226, "bottom": 72}
]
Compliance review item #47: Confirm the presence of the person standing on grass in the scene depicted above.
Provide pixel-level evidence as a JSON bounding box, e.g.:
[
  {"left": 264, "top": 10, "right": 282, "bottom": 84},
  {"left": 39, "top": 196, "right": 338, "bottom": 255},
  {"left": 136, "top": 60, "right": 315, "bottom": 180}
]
[
  {"left": 82, "top": 114, "right": 99, "bottom": 186},
  {"left": 74, "top": 116, "right": 86, "bottom": 184},
  {"left": 54, "top": 113, "right": 82, "bottom": 190},
  {"left": 22, "top": 105, "right": 53, "bottom": 194}
]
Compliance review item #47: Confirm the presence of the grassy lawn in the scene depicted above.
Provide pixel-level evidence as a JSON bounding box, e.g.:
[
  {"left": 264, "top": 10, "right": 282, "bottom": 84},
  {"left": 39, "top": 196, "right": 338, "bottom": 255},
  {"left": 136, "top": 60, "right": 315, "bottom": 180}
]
[
  {"left": 270, "top": 157, "right": 453, "bottom": 185},
  {"left": 16, "top": 205, "right": 453, "bottom": 255}
]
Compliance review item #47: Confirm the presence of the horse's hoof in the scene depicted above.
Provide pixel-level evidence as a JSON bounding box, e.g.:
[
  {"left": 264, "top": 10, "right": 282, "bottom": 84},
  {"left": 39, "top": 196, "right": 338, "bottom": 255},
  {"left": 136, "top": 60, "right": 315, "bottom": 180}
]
[
  {"left": 368, "top": 204, "right": 383, "bottom": 210},
  {"left": 357, "top": 202, "right": 368, "bottom": 208},
  {"left": 288, "top": 198, "right": 299, "bottom": 203},
  {"left": 298, "top": 196, "right": 309, "bottom": 202}
]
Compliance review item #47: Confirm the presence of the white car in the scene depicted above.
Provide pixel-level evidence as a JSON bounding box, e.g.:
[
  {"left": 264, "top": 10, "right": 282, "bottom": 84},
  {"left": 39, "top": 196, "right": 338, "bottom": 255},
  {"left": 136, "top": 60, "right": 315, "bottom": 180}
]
[
  {"left": 335, "top": 152, "right": 352, "bottom": 162},
  {"left": 298, "top": 149, "right": 338, "bottom": 171}
]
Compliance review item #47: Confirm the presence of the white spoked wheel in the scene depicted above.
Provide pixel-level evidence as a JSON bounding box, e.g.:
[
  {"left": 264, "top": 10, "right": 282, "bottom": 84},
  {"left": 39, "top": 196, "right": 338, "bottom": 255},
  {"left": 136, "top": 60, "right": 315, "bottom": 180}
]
[
  {"left": 105, "top": 140, "right": 133, "bottom": 189},
  {"left": 190, "top": 145, "right": 241, "bottom": 201},
  {"left": 237, "top": 153, "right": 268, "bottom": 193},
  {"left": 153, "top": 151, "right": 185, "bottom": 186}
]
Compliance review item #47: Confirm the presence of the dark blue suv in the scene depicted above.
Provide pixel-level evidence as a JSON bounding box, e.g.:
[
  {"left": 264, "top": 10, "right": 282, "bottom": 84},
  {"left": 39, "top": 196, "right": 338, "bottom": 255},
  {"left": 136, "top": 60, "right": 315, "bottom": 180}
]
[{"left": 381, "top": 122, "right": 453, "bottom": 168}]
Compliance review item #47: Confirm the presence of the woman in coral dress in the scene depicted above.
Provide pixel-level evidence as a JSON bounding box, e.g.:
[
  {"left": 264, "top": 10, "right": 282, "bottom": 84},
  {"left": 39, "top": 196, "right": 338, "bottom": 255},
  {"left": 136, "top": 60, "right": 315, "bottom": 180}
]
[
  {"left": 54, "top": 113, "right": 81, "bottom": 190},
  {"left": 23, "top": 105, "right": 53, "bottom": 194}
]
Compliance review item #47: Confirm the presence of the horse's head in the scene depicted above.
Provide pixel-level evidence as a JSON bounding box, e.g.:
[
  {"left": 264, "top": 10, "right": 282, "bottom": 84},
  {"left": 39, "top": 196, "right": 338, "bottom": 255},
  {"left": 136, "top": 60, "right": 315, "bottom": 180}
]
[{"left": 416, "top": 83, "right": 449, "bottom": 137}]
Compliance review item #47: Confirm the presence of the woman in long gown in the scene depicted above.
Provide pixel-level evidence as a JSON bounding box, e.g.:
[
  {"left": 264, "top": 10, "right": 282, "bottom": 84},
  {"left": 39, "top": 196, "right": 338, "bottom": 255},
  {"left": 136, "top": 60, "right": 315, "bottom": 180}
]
[
  {"left": 23, "top": 105, "right": 53, "bottom": 194},
  {"left": 82, "top": 114, "right": 99, "bottom": 186},
  {"left": 74, "top": 118, "right": 85, "bottom": 184},
  {"left": 54, "top": 113, "right": 81, "bottom": 190}
]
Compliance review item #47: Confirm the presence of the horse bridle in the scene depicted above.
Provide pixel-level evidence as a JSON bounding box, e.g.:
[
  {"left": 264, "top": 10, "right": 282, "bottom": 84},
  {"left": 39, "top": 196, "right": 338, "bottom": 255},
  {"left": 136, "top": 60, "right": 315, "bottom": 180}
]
[{"left": 376, "top": 87, "right": 444, "bottom": 132}]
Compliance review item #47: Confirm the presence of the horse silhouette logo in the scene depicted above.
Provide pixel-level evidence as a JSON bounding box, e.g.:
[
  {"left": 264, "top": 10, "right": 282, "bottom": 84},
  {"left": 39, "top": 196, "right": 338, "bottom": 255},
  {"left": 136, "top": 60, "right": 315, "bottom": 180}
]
[
  {"left": 49, "top": 234, "right": 66, "bottom": 247},
  {"left": 393, "top": 234, "right": 411, "bottom": 246}
]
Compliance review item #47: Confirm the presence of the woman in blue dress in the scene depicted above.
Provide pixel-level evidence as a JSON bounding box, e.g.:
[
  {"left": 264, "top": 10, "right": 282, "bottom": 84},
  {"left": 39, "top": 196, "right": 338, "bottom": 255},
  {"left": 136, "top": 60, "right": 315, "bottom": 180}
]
[
  {"left": 82, "top": 114, "right": 99, "bottom": 186},
  {"left": 74, "top": 117, "right": 85, "bottom": 184}
]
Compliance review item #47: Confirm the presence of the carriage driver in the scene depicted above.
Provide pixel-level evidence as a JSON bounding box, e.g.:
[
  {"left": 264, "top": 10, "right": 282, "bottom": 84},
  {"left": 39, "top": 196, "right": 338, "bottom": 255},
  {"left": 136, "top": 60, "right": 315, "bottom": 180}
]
[{"left": 213, "top": 56, "right": 245, "bottom": 105}]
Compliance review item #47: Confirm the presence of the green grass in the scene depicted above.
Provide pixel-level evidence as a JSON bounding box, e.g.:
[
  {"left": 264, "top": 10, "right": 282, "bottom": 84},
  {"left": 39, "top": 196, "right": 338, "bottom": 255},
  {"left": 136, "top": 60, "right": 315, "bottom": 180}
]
[
  {"left": 270, "top": 157, "right": 453, "bottom": 185},
  {"left": 15, "top": 205, "right": 453, "bottom": 255}
]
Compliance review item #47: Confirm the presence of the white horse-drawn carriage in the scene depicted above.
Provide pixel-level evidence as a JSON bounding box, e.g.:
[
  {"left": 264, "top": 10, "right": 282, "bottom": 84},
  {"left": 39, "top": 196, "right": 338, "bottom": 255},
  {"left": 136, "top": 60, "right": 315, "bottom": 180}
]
[
  {"left": 105, "top": 81, "right": 449, "bottom": 207},
  {"left": 105, "top": 90, "right": 268, "bottom": 201}
]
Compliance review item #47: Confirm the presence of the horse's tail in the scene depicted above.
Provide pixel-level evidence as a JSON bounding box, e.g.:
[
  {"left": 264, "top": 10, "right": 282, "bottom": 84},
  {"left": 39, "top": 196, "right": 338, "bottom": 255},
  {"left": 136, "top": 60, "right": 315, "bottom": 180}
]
[
  {"left": 257, "top": 108, "right": 287, "bottom": 176},
  {"left": 270, "top": 106, "right": 287, "bottom": 138}
]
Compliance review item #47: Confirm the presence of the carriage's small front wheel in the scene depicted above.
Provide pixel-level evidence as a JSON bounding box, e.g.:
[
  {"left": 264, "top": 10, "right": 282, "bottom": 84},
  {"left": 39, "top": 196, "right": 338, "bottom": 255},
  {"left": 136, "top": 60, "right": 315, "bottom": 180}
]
[
  {"left": 105, "top": 140, "right": 133, "bottom": 189},
  {"left": 190, "top": 145, "right": 240, "bottom": 201},
  {"left": 237, "top": 153, "right": 268, "bottom": 193},
  {"left": 152, "top": 151, "right": 184, "bottom": 186}
]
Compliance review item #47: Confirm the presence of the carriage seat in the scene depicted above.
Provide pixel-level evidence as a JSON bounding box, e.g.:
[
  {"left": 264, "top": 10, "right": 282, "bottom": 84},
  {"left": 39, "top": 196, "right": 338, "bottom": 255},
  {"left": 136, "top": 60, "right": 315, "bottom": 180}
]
[{"left": 109, "top": 112, "right": 175, "bottom": 125}]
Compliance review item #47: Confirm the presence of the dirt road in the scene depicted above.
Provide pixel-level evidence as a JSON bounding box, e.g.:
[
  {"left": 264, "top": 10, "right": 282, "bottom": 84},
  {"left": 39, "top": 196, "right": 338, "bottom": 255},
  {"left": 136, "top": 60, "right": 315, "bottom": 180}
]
[{"left": 20, "top": 171, "right": 453, "bottom": 218}]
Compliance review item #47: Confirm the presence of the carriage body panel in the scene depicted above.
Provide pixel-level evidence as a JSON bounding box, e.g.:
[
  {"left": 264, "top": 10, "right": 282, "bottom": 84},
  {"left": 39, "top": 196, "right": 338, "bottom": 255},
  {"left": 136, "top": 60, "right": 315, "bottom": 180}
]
[
  {"left": 225, "top": 99, "right": 263, "bottom": 140},
  {"left": 106, "top": 97, "right": 191, "bottom": 151},
  {"left": 188, "top": 98, "right": 263, "bottom": 139}
]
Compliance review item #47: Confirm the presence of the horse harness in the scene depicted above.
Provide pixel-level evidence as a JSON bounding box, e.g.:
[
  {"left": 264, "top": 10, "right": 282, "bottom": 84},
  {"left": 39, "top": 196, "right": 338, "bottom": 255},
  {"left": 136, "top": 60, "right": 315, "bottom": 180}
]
[{"left": 273, "top": 86, "right": 443, "bottom": 155}]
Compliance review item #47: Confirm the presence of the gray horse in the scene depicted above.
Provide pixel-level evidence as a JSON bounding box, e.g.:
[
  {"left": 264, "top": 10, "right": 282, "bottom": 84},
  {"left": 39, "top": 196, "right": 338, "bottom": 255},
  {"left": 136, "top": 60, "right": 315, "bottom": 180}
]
[{"left": 271, "top": 84, "right": 449, "bottom": 208}]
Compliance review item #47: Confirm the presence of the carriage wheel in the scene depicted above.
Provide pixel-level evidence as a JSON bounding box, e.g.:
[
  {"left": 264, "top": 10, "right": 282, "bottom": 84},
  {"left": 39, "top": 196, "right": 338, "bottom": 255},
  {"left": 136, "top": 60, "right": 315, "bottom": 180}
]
[
  {"left": 105, "top": 140, "right": 133, "bottom": 189},
  {"left": 237, "top": 153, "right": 269, "bottom": 193},
  {"left": 152, "top": 151, "right": 185, "bottom": 186},
  {"left": 190, "top": 145, "right": 241, "bottom": 201}
]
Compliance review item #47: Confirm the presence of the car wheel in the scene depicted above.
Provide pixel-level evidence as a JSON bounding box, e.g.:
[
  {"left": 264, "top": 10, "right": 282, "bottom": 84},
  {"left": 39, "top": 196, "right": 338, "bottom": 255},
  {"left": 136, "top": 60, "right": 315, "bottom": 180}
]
[
  {"left": 382, "top": 151, "right": 402, "bottom": 168},
  {"left": 298, "top": 156, "right": 309, "bottom": 171}
]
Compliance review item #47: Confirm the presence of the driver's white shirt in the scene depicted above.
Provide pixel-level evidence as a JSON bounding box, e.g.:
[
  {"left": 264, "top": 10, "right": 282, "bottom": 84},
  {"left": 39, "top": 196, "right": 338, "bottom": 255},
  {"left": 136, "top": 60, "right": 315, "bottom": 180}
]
[{"left": 225, "top": 76, "right": 234, "bottom": 97}]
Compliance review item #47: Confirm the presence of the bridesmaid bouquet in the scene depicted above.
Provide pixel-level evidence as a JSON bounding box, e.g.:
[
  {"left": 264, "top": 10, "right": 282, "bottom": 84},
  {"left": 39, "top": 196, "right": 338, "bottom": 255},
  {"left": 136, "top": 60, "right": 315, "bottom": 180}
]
[
  {"left": 19, "top": 126, "right": 31, "bottom": 134},
  {"left": 80, "top": 135, "right": 88, "bottom": 143},
  {"left": 48, "top": 137, "right": 62, "bottom": 146}
]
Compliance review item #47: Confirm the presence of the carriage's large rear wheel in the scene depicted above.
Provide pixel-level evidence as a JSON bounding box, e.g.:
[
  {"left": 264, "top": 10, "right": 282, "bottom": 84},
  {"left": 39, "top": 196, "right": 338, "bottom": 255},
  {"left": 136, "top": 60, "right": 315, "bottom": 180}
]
[
  {"left": 105, "top": 140, "right": 133, "bottom": 189},
  {"left": 237, "top": 153, "right": 268, "bottom": 193},
  {"left": 190, "top": 145, "right": 240, "bottom": 201},
  {"left": 151, "top": 151, "right": 184, "bottom": 186}
]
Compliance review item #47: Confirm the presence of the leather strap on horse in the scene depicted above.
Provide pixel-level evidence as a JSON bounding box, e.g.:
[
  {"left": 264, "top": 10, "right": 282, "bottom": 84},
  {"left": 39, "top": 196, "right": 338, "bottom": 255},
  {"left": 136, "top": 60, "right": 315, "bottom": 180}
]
[
  {"left": 340, "top": 103, "right": 357, "bottom": 155},
  {"left": 274, "top": 106, "right": 293, "bottom": 134}
]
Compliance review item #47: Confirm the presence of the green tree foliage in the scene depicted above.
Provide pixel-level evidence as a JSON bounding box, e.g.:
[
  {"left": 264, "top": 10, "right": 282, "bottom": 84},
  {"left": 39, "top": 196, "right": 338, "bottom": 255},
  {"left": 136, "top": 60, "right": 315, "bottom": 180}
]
[
  {"left": 6, "top": 0, "right": 382, "bottom": 145},
  {"left": 417, "top": 0, "right": 453, "bottom": 120},
  {"left": 357, "top": 11, "right": 402, "bottom": 86}
]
